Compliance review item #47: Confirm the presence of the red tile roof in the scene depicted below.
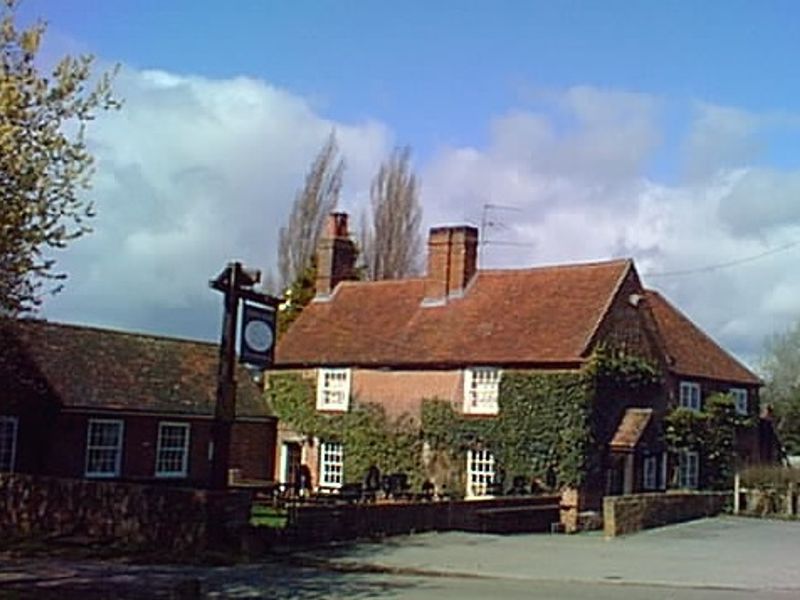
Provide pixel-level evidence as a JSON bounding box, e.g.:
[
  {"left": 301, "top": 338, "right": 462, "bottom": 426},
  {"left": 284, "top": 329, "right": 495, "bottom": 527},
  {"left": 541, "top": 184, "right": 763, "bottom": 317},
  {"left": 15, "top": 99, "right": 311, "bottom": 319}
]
[
  {"left": 0, "top": 319, "right": 272, "bottom": 417},
  {"left": 645, "top": 291, "right": 761, "bottom": 386},
  {"left": 276, "top": 259, "right": 632, "bottom": 368},
  {"left": 610, "top": 408, "right": 653, "bottom": 449}
]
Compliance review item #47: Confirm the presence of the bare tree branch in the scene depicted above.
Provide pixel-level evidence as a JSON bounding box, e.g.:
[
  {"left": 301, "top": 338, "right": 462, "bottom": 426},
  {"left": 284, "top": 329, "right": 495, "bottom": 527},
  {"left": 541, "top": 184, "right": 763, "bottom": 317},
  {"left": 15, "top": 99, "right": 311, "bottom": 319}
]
[
  {"left": 362, "top": 146, "right": 422, "bottom": 280},
  {"left": 278, "top": 131, "right": 344, "bottom": 289}
]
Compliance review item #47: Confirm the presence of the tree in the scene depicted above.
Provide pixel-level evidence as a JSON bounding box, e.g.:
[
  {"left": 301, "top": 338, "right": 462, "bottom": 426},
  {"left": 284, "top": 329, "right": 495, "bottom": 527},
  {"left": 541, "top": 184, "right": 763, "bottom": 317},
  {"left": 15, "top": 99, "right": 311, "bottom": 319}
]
[
  {"left": 277, "top": 131, "right": 343, "bottom": 291},
  {"left": 360, "top": 146, "right": 422, "bottom": 281},
  {"left": 761, "top": 320, "right": 800, "bottom": 454},
  {"left": 0, "top": 0, "right": 119, "bottom": 314}
]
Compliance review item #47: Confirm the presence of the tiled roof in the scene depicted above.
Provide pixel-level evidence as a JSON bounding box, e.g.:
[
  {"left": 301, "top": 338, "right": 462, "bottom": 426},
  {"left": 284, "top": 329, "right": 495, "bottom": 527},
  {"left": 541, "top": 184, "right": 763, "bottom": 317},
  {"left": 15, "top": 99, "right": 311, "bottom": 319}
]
[
  {"left": 276, "top": 259, "right": 632, "bottom": 367},
  {"left": 645, "top": 291, "right": 761, "bottom": 386},
  {"left": 610, "top": 408, "right": 653, "bottom": 449},
  {"left": 0, "top": 319, "right": 272, "bottom": 418}
]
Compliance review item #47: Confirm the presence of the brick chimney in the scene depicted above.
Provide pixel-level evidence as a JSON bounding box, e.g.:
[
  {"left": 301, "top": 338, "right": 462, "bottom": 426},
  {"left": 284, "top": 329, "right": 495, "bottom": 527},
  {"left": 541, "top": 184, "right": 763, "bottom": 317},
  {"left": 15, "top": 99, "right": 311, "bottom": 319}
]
[
  {"left": 423, "top": 225, "right": 478, "bottom": 304},
  {"left": 315, "top": 212, "right": 357, "bottom": 299}
]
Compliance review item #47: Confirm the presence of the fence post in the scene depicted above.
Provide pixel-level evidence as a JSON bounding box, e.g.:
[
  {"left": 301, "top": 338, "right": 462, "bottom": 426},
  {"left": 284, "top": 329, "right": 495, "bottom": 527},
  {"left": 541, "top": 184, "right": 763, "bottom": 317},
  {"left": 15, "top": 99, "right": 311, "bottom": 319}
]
[
  {"left": 787, "top": 482, "right": 795, "bottom": 517},
  {"left": 733, "top": 472, "right": 740, "bottom": 515}
]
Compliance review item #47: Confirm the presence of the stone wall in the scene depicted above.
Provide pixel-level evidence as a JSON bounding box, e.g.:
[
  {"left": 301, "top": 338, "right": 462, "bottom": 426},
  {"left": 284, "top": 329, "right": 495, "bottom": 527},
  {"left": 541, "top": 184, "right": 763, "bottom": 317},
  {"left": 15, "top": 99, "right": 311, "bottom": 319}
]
[
  {"left": 603, "top": 491, "right": 730, "bottom": 537},
  {"left": 0, "top": 474, "right": 251, "bottom": 552}
]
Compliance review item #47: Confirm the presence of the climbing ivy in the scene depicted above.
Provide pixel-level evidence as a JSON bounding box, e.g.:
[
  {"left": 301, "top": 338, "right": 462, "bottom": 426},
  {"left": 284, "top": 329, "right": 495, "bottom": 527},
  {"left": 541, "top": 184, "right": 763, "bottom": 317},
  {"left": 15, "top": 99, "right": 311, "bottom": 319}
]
[
  {"left": 268, "top": 373, "right": 423, "bottom": 485},
  {"left": 269, "top": 348, "right": 663, "bottom": 493},
  {"left": 665, "top": 393, "right": 752, "bottom": 490}
]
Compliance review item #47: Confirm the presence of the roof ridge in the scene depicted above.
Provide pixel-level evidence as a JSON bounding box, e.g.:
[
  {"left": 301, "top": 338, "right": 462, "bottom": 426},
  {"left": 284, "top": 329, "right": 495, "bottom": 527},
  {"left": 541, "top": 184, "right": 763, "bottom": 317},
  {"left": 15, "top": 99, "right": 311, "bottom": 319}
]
[
  {"left": 8, "top": 317, "right": 218, "bottom": 350},
  {"left": 477, "top": 257, "right": 631, "bottom": 276},
  {"left": 336, "top": 277, "right": 427, "bottom": 288}
]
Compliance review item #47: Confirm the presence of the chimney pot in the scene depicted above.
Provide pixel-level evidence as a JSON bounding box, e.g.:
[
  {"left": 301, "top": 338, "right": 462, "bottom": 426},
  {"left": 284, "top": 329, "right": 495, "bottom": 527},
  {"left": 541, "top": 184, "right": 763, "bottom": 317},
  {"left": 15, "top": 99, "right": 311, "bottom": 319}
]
[
  {"left": 423, "top": 225, "right": 478, "bottom": 304},
  {"left": 315, "top": 212, "right": 357, "bottom": 299}
]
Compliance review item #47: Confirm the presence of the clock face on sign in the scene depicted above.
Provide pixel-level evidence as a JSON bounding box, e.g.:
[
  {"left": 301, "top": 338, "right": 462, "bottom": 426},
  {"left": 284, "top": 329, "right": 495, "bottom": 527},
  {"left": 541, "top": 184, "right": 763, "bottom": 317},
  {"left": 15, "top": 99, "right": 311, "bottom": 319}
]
[{"left": 244, "top": 319, "right": 273, "bottom": 352}]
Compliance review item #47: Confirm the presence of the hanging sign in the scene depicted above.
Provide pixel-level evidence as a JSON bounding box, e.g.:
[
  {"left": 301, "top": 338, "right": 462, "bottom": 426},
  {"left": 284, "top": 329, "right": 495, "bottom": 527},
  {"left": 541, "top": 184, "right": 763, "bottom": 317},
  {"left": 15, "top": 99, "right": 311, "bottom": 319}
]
[{"left": 239, "top": 302, "right": 276, "bottom": 369}]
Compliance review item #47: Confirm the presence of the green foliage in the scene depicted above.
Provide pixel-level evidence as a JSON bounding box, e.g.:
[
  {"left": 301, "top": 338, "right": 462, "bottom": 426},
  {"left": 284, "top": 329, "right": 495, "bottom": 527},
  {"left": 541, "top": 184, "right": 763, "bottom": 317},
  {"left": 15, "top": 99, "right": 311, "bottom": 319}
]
[
  {"left": 587, "top": 345, "right": 663, "bottom": 390},
  {"left": 1, "top": 0, "right": 120, "bottom": 314},
  {"left": 420, "top": 371, "right": 594, "bottom": 488},
  {"left": 494, "top": 371, "right": 594, "bottom": 487},
  {"left": 277, "top": 261, "right": 317, "bottom": 336},
  {"left": 665, "top": 393, "right": 750, "bottom": 490},
  {"left": 268, "top": 373, "right": 423, "bottom": 485},
  {"left": 270, "top": 349, "right": 663, "bottom": 493}
]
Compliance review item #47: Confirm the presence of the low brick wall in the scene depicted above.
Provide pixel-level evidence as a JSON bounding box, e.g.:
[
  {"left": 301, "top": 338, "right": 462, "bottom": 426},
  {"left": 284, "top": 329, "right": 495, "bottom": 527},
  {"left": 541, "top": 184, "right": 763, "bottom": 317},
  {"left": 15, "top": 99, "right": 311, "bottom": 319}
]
[
  {"left": 278, "top": 495, "right": 560, "bottom": 544},
  {"left": 603, "top": 491, "right": 730, "bottom": 537},
  {"left": 0, "top": 474, "right": 251, "bottom": 551}
]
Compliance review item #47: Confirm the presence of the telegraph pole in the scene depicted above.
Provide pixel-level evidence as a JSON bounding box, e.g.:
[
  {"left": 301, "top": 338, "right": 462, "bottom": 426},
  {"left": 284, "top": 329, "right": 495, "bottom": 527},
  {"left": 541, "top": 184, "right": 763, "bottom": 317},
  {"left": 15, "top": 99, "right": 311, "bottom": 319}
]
[{"left": 209, "top": 261, "right": 278, "bottom": 490}]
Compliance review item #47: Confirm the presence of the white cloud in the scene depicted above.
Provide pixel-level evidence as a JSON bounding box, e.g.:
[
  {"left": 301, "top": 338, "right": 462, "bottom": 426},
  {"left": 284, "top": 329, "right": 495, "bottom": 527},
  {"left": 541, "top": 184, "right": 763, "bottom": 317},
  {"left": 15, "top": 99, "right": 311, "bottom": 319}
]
[
  {"left": 41, "top": 72, "right": 800, "bottom": 369},
  {"left": 43, "top": 67, "right": 390, "bottom": 340},
  {"left": 422, "top": 90, "right": 800, "bottom": 366}
]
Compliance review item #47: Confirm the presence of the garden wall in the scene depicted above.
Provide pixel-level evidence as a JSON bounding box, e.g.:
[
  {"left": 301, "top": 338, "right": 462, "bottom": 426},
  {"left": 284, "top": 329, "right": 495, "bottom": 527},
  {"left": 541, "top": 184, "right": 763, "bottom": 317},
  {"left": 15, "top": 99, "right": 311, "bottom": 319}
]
[
  {"left": 603, "top": 491, "right": 730, "bottom": 537},
  {"left": 270, "top": 495, "right": 561, "bottom": 544},
  {"left": 0, "top": 474, "right": 251, "bottom": 551}
]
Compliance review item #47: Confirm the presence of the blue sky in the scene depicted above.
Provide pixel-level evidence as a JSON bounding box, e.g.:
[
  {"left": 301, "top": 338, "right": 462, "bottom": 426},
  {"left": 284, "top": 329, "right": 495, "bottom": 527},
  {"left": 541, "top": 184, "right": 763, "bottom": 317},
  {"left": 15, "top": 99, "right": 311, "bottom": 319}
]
[
  {"left": 18, "top": 0, "right": 800, "bottom": 366},
  {"left": 32, "top": 0, "right": 800, "bottom": 170}
]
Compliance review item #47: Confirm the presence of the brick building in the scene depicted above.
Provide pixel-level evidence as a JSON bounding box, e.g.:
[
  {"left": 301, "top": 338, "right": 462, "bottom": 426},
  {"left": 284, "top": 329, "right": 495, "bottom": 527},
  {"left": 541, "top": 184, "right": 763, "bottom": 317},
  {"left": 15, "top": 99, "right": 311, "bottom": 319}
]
[
  {"left": 0, "top": 319, "right": 276, "bottom": 485},
  {"left": 273, "top": 213, "right": 774, "bottom": 500}
]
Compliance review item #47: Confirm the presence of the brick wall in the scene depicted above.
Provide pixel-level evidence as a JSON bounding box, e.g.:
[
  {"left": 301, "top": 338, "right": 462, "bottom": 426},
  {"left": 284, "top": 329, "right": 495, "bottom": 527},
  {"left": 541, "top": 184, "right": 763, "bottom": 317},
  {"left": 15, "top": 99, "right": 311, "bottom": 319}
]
[
  {"left": 603, "top": 491, "right": 730, "bottom": 537},
  {"left": 0, "top": 474, "right": 252, "bottom": 551},
  {"left": 40, "top": 412, "right": 275, "bottom": 485},
  {"left": 285, "top": 495, "right": 560, "bottom": 543}
]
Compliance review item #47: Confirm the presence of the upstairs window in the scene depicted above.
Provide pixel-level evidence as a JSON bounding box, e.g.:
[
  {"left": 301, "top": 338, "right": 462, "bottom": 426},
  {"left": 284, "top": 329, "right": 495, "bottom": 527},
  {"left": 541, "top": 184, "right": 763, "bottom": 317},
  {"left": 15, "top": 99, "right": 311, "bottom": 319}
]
[
  {"left": 85, "top": 419, "right": 124, "bottom": 478},
  {"left": 679, "top": 381, "right": 701, "bottom": 411},
  {"left": 730, "top": 388, "right": 748, "bottom": 416},
  {"left": 0, "top": 416, "right": 18, "bottom": 473},
  {"left": 316, "top": 368, "right": 351, "bottom": 411},
  {"left": 464, "top": 368, "right": 501, "bottom": 415},
  {"left": 155, "top": 422, "right": 190, "bottom": 478}
]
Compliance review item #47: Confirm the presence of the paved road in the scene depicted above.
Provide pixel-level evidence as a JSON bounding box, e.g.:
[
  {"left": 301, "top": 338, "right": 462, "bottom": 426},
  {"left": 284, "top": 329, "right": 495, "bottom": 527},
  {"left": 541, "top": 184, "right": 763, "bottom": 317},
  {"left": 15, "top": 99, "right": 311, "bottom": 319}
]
[
  {"left": 308, "top": 516, "right": 800, "bottom": 592},
  {"left": 1, "top": 517, "right": 799, "bottom": 598}
]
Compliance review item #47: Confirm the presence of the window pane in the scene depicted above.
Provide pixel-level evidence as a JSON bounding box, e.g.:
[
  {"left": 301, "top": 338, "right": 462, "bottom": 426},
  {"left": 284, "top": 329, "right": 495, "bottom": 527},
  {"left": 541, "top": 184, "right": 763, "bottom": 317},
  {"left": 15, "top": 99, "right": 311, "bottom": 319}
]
[
  {"left": 86, "top": 421, "right": 122, "bottom": 477},
  {"left": 0, "top": 417, "right": 18, "bottom": 472},
  {"left": 156, "top": 423, "right": 189, "bottom": 476},
  {"left": 467, "top": 448, "right": 495, "bottom": 497},
  {"left": 320, "top": 441, "right": 344, "bottom": 488}
]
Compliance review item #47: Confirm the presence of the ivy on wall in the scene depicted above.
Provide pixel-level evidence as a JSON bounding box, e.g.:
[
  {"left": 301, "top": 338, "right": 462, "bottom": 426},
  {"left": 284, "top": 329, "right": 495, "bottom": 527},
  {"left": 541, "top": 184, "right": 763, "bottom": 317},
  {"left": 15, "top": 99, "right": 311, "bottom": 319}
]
[
  {"left": 268, "top": 374, "right": 423, "bottom": 485},
  {"left": 269, "top": 348, "right": 663, "bottom": 492},
  {"left": 665, "top": 393, "right": 753, "bottom": 490}
]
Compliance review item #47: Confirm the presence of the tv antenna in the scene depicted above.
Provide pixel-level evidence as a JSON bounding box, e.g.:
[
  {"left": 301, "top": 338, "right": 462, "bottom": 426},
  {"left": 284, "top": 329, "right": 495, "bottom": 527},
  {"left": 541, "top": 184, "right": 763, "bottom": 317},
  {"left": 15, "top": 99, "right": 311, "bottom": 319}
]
[{"left": 479, "top": 203, "right": 525, "bottom": 262}]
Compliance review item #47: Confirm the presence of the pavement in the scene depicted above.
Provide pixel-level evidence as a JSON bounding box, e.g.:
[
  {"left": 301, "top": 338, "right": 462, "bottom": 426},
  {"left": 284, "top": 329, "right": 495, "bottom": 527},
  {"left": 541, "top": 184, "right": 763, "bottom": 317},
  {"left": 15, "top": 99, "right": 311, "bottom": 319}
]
[
  {"left": 305, "top": 515, "right": 800, "bottom": 592},
  {"left": 1, "top": 516, "right": 799, "bottom": 598}
]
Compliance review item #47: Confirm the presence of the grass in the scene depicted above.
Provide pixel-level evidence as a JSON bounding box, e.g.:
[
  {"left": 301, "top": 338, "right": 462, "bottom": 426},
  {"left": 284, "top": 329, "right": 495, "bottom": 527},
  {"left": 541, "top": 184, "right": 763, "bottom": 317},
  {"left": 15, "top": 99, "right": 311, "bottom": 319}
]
[{"left": 250, "top": 504, "right": 288, "bottom": 528}]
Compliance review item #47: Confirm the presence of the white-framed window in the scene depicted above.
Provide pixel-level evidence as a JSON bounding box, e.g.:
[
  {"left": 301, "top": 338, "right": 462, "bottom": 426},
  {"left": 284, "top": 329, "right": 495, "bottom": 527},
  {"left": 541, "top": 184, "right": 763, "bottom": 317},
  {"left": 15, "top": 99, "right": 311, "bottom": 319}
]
[
  {"left": 677, "top": 450, "right": 699, "bottom": 490},
  {"left": 679, "top": 381, "right": 701, "bottom": 411},
  {"left": 319, "top": 441, "right": 344, "bottom": 489},
  {"left": 316, "top": 368, "right": 351, "bottom": 411},
  {"left": 643, "top": 455, "right": 657, "bottom": 491},
  {"left": 466, "top": 448, "right": 496, "bottom": 497},
  {"left": 730, "top": 388, "right": 748, "bottom": 416},
  {"left": 85, "top": 419, "right": 124, "bottom": 478},
  {"left": 0, "top": 416, "right": 18, "bottom": 473},
  {"left": 155, "top": 422, "right": 190, "bottom": 478},
  {"left": 464, "top": 367, "right": 501, "bottom": 415}
]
